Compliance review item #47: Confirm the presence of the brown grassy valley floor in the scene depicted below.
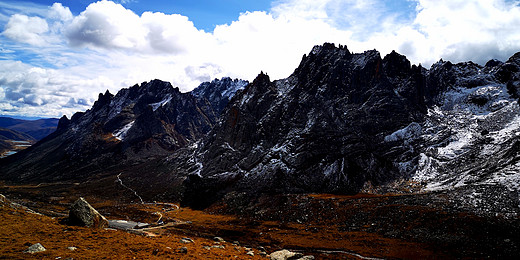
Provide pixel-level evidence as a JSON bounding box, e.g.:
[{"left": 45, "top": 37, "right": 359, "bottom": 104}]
[{"left": 1, "top": 181, "right": 519, "bottom": 259}]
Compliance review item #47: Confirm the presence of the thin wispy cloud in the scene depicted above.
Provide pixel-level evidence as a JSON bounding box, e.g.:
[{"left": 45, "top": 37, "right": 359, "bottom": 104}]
[{"left": 1, "top": 0, "right": 520, "bottom": 118}]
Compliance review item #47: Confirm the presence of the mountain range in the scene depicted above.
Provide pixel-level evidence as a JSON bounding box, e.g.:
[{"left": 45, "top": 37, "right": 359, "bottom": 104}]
[
  {"left": 1, "top": 43, "right": 519, "bottom": 216},
  {"left": 0, "top": 117, "right": 59, "bottom": 158},
  {"left": 0, "top": 117, "right": 59, "bottom": 141}
]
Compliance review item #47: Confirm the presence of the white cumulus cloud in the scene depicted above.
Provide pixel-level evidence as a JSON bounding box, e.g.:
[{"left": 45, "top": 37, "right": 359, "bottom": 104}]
[
  {"left": 2, "top": 14, "right": 49, "bottom": 46},
  {"left": 0, "top": 60, "right": 115, "bottom": 118}
]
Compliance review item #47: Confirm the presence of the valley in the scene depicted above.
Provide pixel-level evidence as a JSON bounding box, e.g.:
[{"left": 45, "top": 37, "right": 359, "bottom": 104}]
[
  {"left": 2, "top": 182, "right": 518, "bottom": 259},
  {"left": 0, "top": 117, "right": 59, "bottom": 158},
  {"left": 0, "top": 140, "right": 33, "bottom": 158}
]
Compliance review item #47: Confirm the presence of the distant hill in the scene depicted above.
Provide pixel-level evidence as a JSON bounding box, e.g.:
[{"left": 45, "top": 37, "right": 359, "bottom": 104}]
[
  {"left": 0, "top": 128, "right": 35, "bottom": 141},
  {"left": 0, "top": 128, "right": 35, "bottom": 157},
  {"left": 0, "top": 117, "right": 59, "bottom": 140}
]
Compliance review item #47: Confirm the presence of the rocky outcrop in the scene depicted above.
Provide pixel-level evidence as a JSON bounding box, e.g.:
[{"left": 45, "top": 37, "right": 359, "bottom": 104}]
[
  {"left": 0, "top": 194, "right": 39, "bottom": 214},
  {"left": 68, "top": 197, "right": 108, "bottom": 228},
  {"left": 183, "top": 43, "right": 430, "bottom": 208},
  {"left": 182, "top": 44, "right": 520, "bottom": 212},
  {"left": 0, "top": 78, "right": 245, "bottom": 183}
]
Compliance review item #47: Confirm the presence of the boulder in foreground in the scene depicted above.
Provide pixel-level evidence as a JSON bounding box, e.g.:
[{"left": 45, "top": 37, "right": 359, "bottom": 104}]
[
  {"left": 270, "top": 249, "right": 303, "bottom": 260},
  {"left": 68, "top": 197, "right": 108, "bottom": 228},
  {"left": 24, "top": 243, "right": 46, "bottom": 254}
]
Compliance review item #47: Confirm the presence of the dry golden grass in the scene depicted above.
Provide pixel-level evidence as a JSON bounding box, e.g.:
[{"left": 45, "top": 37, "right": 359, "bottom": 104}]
[{"left": 0, "top": 199, "right": 265, "bottom": 260}]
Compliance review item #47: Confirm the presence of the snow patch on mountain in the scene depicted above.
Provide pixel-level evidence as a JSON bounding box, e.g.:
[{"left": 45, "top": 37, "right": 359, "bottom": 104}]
[
  {"left": 384, "top": 122, "right": 422, "bottom": 143},
  {"left": 150, "top": 95, "right": 172, "bottom": 111},
  {"left": 192, "top": 77, "right": 248, "bottom": 100},
  {"left": 113, "top": 121, "right": 134, "bottom": 141},
  {"left": 222, "top": 81, "right": 248, "bottom": 99}
]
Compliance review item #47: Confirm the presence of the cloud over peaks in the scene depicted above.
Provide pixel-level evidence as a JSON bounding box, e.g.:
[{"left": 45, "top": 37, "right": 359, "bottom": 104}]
[{"left": 1, "top": 0, "right": 520, "bottom": 118}]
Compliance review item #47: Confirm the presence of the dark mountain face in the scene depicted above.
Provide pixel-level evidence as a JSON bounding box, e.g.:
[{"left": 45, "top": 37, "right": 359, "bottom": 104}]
[
  {"left": 183, "top": 44, "right": 431, "bottom": 207},
  {"left": 182, "top": 44, "right": 520, "bottom": 210},
  {"left": 1, "top": 43, "right": 519, "bottom": 214},
  {"left": 0, "top": 78, "right": 245, "bottom": 183}
]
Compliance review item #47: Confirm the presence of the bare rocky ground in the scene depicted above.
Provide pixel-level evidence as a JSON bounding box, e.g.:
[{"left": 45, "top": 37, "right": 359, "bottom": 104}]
[{"left": 1, "top": 180, "right": 519, "bottom": 259}]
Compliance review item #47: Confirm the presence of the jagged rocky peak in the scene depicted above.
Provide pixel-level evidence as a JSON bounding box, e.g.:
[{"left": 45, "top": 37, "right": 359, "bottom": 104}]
[
  {"left": 295, "top": 43, "right": 352, "bottom": 77},
  {"left": 183, "top": 43, "right": 520, "bottom": 212},
  {"left": 383, "top": 50, "right": 412, "bottom": 78},
  {"left": 485, "top": 59, "right": 503, "bottom": 68},
  {"left": 192, "top": 77, "right": 248, "bottom": 99},
  {"left": 56, "top": 115, "right": 70, "bottom": 132},
  {"left": 191, "top": 77, "right": 249, "bottom": 113},
  {"left": 309, "top": 42, "right": 350, "bottom": 55},
  {"left": 0, "top": 76, "right": 247, "bottom": 183},
  {"left": 92, "top": 90, "right": 114, "bottom": 111},
  {"left": 240, "top": 71, "right": 273, "bottom": 97},
  {"left": 494, "top": 52, "right": 520, "bottom": 98},
  {"left": 107, "top": 79, "right": 179, "bottom": 118},
  {"left": 183, "top": 43, "right": 433, "bottom": 208}
]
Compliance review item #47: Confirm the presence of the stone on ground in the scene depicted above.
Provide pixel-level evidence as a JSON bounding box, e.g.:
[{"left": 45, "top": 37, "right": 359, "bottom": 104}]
[
  {"left": 270, "top": 249, "right": 304, "bottom": 260},
  {"left": 24, "top": 243, "right": 46, "bottom": 253},
  {"left": 68, "top": 197, "right": 108, "bottom": 228}
]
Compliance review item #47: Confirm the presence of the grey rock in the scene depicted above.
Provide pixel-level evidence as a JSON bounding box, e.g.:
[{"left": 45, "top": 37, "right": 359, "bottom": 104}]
[
  {"left": 24, "top": 243, "right": 46, "bottom": 254},
  {"left": 270, "top": 249, "right": 303, "bottom": 260},
  {"left": 180, "top": 237, "right": 194, "bottom": 244},
  {"left": 246, "top": 251, "right": 254, "bottom": 256},
  {"left": 213, "top": 236, "right": 225, "bottom": 242},
  {"left": 67, "top": 246, "right": 77, "bottom": 251},
  {"left": 68, "top": 197, "right": 108, "bottom": 228},
  {"left": 179, "top": 247, "right": 188, "bottom": 254}
]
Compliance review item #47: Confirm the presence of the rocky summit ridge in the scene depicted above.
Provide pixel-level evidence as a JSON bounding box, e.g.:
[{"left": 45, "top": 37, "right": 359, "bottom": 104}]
[
  {"left": 1, "top": 43, "right": 520, "bottom": 216},
  {"left": 183, "top": 43, "right": 520, "bottom": 212},
  {"left": 0, "top": 77, "right": 247, "bottom": 183}
]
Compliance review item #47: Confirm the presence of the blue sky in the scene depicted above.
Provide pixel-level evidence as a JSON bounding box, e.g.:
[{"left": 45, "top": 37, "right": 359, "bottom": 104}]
[
  {"left": 123, "top": 0, "right": 273, "bottom": 32},
  {"left": 1, "top": 0, "right": 520, "bottom": 118},
  {"left": 1, "top": 0, "right": 274, "bottom": 31}
]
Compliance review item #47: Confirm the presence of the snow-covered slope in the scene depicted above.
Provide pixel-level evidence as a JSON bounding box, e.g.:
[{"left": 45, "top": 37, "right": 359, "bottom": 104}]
[
  {"left": 381, "top": 58, "right": 520, "bottom": 210},
  {"left": 191, "top": 77, "right": 248, "bottom": 114}
]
